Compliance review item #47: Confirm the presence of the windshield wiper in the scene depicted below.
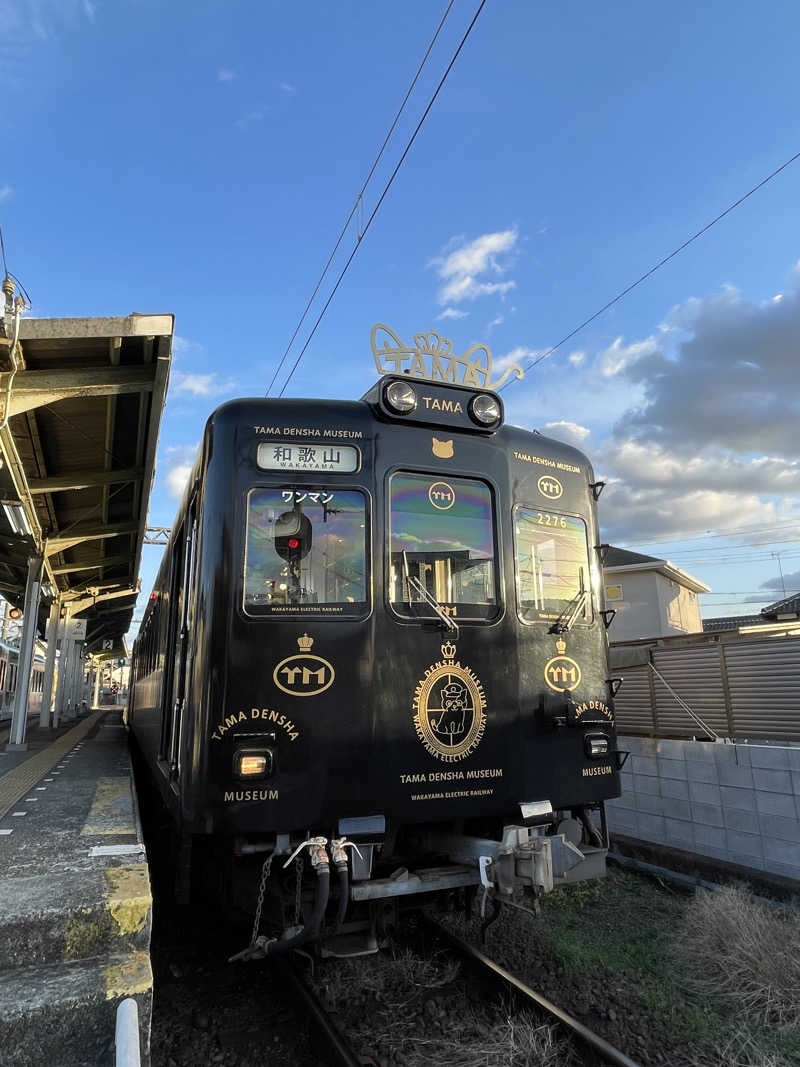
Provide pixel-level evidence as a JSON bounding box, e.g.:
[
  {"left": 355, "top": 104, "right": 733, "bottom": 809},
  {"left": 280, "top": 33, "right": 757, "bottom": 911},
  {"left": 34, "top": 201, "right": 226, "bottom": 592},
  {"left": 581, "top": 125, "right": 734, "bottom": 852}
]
[
  {"left": 403, "top": 551, "right": 460, "bottom": 640},
  {"left": 548, "top": 568, "right": 589, "bottom": 634}
]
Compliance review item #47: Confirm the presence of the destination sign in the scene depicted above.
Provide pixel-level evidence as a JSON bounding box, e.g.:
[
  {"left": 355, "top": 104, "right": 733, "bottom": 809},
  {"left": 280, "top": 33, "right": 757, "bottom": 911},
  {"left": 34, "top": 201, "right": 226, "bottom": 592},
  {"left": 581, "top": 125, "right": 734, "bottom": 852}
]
[{"left": 256, "top": 441, "right": 359, "bottom": 473}]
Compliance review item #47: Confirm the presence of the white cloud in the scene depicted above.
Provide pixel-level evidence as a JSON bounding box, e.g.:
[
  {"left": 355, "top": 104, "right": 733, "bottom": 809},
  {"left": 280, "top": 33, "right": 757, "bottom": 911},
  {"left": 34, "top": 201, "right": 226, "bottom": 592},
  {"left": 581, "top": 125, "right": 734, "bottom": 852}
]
[
  {"left": 172, "top": 335, "right": 203, "bottom": 360},
  {"left": 0, "top": 186, "right": 12, "bottom": 202},
  {"left": 568, "top": 350, "right": 585, "bottom": 366},
  {"left": 432, "top": 228, "right": 518, "bottom": 305},
  {"left": 599, "top": 334, "right": 659, "bottom": 377},
  {"left": 279, "top": 81, "right": 296, "bottom": 94},
  {"left": 436, "top": 307, "right": 469, "bottom": 321},
  {"left": 217, "top": 67, "right": 237, "bottom": 82},
  {"left": 544, "top": 420, "right": 590, "bottom": 448},
  {"left": 167, "top": 464, "right": 193, "bottom": 500},
  {"left": 171, "top": 372, "right": 236, "bottom": 397},
  {"left": 487, "top": 314, "right": 504, "bottom": 332},
  {"left": 160, "top": 443, "right": 199, "bottom": 501},
  {"left": 82, "top": 0, "right": 95, "bottom": 22}
]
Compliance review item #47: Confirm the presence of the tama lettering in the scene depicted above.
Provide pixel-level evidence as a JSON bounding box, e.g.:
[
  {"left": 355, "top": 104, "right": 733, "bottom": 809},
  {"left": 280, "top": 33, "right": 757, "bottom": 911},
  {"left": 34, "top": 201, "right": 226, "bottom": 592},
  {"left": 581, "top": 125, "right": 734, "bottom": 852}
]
[
  {"left": 211, "top": 707, "right": 299, "bottom": 742},
  {"left": 422, "top": 396, "right": 463, "bottom": 414},
  {"left": 224, "top": 789, "right": 279, "bottom": 802},
  {"left": 582, "top": 765, "right": 612, "bottom": 777}
]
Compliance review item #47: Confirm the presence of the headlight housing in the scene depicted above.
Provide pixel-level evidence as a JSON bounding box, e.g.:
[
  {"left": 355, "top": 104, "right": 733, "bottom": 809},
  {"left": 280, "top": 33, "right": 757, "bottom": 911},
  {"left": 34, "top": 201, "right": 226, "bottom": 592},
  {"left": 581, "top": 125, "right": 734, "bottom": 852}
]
[
  {"left": 233, "top": 748, "right": 273, "bottom": 779},
  {"left": 384, "top": 379, "right": 418, "bottom": 414},
  {"left": 469, "top": 392, "right": 502, "bottom": 426}
]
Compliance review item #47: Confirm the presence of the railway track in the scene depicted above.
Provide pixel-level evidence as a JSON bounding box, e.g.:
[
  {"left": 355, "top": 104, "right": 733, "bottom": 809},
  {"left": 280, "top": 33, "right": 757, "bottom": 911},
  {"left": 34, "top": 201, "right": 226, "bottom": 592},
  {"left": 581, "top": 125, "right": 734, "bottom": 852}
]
[
  {"left": 419, "top": 913, "right": 643, "bottom": 1067},
  {"left": 274, "top": 957, "right": 363, "bottom": 1067}
]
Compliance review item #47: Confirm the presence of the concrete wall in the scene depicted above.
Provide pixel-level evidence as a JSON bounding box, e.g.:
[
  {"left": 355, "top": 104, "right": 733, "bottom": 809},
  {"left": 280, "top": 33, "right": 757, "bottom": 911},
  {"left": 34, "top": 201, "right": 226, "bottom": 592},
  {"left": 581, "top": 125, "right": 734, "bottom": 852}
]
[{"left": 606, "top": 735, "right": 800, "bottom": 883}]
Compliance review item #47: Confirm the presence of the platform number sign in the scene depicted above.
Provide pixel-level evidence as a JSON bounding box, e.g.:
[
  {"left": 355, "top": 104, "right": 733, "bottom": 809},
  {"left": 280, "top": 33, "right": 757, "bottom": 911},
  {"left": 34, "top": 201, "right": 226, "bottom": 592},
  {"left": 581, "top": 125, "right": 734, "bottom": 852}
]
[{"left": 102, "top": 639, "right": 113, "bottom": 650}]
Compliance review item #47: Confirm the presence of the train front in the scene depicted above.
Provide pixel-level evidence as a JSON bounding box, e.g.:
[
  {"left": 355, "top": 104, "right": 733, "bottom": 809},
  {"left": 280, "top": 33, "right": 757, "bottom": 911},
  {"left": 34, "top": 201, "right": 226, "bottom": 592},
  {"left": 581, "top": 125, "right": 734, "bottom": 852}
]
[{"left": 204, "top": 329, "right": 623, "bottom": 956}]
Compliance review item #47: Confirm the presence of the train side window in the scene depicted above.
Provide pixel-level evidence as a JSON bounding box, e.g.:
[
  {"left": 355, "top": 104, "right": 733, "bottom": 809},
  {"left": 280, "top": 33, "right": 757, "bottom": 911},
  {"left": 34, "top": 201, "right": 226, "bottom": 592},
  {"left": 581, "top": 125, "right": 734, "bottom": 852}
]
[
  {"left": 389, "top": 472, "right": 499, "bottom": 622},
  {"left": 514, "top": 508, "right": 592, "bottom": 624},
  {"left": 243, "top": 487, "right": 369, "bottom": 617}
]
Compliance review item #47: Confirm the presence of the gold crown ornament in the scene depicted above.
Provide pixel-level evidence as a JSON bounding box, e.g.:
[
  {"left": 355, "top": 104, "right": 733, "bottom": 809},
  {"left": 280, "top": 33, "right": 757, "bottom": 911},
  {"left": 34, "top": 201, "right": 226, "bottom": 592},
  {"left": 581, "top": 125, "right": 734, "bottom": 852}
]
[
  {"left": 371, "top": 323, "right": 524, "bottom": 391},
  {"left": 441, "top": 641, "right": 457, "bottom": 660},
  {"left": 555, "top": 638, "right": 566, "bottom": 655},
  {"left": 297, "top": 633, "right": 314, "bottom": 651}
]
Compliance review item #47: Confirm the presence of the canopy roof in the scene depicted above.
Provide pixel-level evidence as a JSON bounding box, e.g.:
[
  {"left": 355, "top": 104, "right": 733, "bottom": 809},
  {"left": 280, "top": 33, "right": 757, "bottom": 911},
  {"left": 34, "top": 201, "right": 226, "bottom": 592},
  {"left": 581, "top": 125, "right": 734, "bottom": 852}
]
[{"left": 0, "top": 312, "right": 172, "bottom": 653}]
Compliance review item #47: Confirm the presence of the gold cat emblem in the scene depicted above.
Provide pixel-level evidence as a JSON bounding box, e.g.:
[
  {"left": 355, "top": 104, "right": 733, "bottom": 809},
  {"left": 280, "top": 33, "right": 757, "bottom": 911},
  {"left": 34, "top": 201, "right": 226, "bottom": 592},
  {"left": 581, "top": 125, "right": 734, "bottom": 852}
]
[{"left": 432, "top": 437, "right": 454, "bottom": 458}]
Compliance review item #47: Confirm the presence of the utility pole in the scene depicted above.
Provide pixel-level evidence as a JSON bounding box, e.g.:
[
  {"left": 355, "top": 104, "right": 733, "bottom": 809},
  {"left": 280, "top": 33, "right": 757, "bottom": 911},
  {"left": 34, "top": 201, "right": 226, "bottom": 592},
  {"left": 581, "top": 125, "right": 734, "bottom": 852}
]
[{"left": 772, "top": 552, "right": 787, "bottom": 598}]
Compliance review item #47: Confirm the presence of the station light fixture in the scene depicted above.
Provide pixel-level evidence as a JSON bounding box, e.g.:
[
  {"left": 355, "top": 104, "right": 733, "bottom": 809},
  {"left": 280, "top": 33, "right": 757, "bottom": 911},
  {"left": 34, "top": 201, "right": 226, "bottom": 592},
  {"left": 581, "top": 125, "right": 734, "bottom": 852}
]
[
  {"left": 468, "top": 393, "right": 501, "bottom": 427},
  {"left": 1, "top": 500, "right": 32, "bottom": 537},
  {"left": 383, "top": 379, "right": 418, "bottom": 414}
]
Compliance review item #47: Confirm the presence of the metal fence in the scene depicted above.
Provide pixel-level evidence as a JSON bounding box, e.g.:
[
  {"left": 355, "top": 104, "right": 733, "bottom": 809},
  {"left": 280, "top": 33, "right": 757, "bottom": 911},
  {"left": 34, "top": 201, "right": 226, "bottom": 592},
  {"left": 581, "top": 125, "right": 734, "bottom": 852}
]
[{"left": 611, "top": 630, "right": 800, "bottom": 742}]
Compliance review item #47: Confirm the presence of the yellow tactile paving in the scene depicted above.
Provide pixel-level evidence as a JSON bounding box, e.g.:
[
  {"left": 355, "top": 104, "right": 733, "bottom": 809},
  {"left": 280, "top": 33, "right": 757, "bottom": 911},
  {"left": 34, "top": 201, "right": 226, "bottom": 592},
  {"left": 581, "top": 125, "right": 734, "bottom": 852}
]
[
  {"left": 0, "top": 711, "right": 105, "bottom": 820},
  {"left": 82, "top": 777, "right": 136, "bottom": 836}
]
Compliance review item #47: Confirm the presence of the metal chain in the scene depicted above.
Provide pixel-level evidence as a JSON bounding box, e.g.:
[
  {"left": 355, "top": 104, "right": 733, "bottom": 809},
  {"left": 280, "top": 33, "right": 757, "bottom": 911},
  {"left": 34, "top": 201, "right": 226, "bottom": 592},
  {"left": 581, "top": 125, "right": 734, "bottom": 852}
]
[
  {"left": 250, "top": 854, "right": 274, "bottom": 946},
  {"left": 294, "top": 855, "right": 304, "bottom": 925}
]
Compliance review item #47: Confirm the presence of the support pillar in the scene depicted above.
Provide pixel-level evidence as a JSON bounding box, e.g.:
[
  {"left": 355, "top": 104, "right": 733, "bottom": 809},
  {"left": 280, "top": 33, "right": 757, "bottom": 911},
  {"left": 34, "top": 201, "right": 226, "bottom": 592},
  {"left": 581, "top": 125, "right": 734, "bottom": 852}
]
[
  {"left": 39, "top": 599, "right": 60, "bottom": 729},
  {"left": 70, "top": 642, "right": 86, "bottom": 714},
  {"left": 53, "top": 611, "right": 73, "bottom": 728},
  {"left": 7, "top": 555, "right": 44, "bottom": 751},
  {"left": 93, "top": 660, "right": 101, "bottom": 708}
]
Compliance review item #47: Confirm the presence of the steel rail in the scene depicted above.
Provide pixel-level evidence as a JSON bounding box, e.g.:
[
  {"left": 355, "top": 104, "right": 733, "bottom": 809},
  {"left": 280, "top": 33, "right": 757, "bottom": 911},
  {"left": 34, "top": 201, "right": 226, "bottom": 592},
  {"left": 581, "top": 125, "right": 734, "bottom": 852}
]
[
  {"left": 421, "top": 914, "right": 643, "bottom": 1067},
  {"left": 273, "top": 957, "right": 362, "bottom": 1067}
]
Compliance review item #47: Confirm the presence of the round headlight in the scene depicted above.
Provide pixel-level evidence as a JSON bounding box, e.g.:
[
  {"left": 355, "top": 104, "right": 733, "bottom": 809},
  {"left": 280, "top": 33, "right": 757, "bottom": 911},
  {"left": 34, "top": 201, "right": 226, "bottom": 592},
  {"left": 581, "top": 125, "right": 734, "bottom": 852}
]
[
  {"left": 384, "top": 379, "right": 418, "bottom": 414},
  {"left": 470, "top": 393, "right": 501, "bottom": 426}
]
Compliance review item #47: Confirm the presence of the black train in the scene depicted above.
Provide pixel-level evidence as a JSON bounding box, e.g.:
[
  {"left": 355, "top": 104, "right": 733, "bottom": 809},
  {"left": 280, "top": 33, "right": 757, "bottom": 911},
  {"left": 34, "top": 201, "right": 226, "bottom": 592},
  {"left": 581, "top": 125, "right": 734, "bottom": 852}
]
[{"left": 128, "top": 329, "right": 623, "bottom": 958}]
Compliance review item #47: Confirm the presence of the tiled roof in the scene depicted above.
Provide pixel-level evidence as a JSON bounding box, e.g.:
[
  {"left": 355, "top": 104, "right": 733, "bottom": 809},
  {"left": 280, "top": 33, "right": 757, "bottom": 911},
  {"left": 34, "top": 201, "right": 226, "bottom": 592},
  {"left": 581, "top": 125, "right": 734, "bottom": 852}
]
[
  {"left": 604, "top": 547, "right": 662, "bottom": 567},
  {"left": 703, "top": 615, "right": 763, "bottom": 633},
  {"left": 762, "top": 591, "right": 800, "bottom": 616}
]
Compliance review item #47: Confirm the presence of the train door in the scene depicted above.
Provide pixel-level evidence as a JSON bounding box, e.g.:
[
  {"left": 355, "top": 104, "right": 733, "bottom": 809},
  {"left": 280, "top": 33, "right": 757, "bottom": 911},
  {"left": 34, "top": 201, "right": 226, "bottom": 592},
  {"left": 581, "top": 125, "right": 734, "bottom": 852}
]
[{"left": 161, "top": 495, "right": 197, "bottom": 779}]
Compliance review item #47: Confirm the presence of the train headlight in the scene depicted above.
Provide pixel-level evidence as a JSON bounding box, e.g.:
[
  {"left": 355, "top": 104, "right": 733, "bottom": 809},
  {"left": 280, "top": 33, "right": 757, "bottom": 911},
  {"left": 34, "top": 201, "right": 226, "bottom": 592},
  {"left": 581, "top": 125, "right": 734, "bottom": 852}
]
[
  {"left": 469, "top": 393, "right": 501, "bottom": 426},
  {"left": 584, "top": 734, "right": 609, "bottom": 759},
  {"left": 384, "top": 380, "right": 418, "bottom": 414},
  {"left": 233, "top": 748, "right": 273, "bottom": 779}
]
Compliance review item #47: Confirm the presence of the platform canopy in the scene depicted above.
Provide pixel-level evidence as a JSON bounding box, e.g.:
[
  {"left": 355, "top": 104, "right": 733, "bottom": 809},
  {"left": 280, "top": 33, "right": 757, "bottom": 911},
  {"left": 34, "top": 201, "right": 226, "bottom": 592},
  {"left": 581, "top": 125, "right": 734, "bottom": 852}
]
[{"left": 0, "top": 312, "right": 173, "bottom": 652}]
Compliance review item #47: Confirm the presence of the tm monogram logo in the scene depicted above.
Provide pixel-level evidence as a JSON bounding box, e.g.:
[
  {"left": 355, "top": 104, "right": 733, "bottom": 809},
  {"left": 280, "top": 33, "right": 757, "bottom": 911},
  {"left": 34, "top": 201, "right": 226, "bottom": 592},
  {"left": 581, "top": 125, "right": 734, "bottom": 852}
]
[
  {"left": 544, "top": 638, "right": 582, "bottom": 693},
  {"left": 538, "top": 475, "right": 563, "bottom": 500},
  {"left": 273, "top": 633, "right": 336, "bottom": 697},
  {"left": 428, "top": 480, "right": 455, "bottom": 510}
]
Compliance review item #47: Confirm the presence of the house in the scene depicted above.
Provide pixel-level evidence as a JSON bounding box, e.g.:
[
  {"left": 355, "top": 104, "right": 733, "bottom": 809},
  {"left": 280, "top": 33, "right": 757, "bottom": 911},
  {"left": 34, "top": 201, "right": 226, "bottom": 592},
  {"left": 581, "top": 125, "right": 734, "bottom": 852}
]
[
  {"left": 603, "top": 546, "right": 710, "bottom": 642},
  {"left": 703, "top": 590, "right": 800, "bottom": 633}
]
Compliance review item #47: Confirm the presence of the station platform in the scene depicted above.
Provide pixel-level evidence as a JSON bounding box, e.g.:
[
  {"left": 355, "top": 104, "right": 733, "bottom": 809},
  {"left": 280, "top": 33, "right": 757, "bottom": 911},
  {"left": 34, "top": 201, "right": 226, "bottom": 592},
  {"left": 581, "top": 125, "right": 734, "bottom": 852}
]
[{"left": 0, "top": 707, "right": 152, "bottom": 1067}]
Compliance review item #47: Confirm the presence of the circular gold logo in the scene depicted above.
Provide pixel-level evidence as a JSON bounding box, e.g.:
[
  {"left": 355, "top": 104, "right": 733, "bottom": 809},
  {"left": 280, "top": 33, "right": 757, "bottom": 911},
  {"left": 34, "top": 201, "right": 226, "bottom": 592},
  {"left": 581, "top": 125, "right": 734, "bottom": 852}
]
[
  {"left": 537, "top": 475, "right": 563, "bottom": 500},
  {"left": 544, "top": 655, "right": 582, "bottom": 692},
  {"left": 273, "top": 653, "right": 335, "bottom": 697},
  {"left": 428, "top": 481, "right": 456, "bottom": 510},
  {"left": 413, "top": 650, "right": 486, "bottom": 761}
]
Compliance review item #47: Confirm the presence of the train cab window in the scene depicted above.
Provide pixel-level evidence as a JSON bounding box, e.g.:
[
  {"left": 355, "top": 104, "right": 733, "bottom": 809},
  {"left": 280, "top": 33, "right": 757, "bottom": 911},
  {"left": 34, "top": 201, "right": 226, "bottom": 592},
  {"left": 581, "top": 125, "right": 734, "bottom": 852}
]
[
  {"left": 389, "top": 472, "right": 498, "bottom": 621},
  {"left": 514, "top": 509, "right": 592, "bottom": 624},
  {"left": 244, "top": 488, "right": 369, "bottom": 617}
]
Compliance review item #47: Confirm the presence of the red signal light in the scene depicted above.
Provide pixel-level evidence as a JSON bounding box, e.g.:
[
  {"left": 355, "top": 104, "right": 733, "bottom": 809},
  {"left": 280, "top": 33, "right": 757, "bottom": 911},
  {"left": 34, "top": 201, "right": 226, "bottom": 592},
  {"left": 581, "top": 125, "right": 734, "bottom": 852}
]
[{"left": 288, "top": 537, "right": 300, "bottom": 549}]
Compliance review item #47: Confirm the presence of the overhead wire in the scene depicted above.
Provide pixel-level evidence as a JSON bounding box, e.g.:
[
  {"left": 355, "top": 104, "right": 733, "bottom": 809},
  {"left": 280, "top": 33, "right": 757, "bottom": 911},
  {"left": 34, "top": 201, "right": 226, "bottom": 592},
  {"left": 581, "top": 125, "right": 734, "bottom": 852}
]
[
  {"left": 265, "top": 0, "right": 457, "bottom": 397},
  {"left": 275, "top": 0, "right": 488, "bottom": 398},
  {"left": 499, "top": 146, "right": 800, "bottom": 387}
]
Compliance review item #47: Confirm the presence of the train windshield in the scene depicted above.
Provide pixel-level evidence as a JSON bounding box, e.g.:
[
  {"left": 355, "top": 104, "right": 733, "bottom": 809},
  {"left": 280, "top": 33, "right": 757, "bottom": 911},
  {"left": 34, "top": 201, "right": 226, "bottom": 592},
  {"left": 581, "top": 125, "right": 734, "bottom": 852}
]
[
  {"left": 389, "top": 473, "right": 497, "bottom": 621},
  {"left": 514, "top": 509, "right": 592, "bottom": 624},
  {"left": 244, "top": 488, "right": 369, "bottom": 616}
]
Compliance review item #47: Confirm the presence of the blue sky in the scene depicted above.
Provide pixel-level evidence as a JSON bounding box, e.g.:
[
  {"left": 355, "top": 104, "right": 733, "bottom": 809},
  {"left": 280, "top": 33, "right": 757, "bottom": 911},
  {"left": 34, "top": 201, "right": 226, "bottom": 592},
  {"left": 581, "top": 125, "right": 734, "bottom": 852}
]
[{"left": 3, "top": 0, "right": 800, "bottom": 634}]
